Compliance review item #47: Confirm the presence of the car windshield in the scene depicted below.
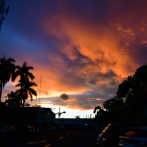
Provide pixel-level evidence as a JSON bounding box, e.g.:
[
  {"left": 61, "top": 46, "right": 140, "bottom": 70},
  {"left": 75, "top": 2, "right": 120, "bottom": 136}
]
[
  {"left": 105, "top": 124, "right": 125, "bottom": 133},
  {"left": 124, "top": 129, "right": 147, "bottom": 138},
  {"left": 0, "top": 125, "right": 5, "bottom": 128}
]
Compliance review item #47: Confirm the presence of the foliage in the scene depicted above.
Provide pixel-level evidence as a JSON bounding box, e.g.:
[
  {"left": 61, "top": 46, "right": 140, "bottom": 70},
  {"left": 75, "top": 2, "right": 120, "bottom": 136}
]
[
  {"left": 94, "top": 64, "right": 147, "bottom": 125},
  {"left": 0, "top": 0, "right": 9, "bottom": 30},
  {"left": 120, "top": 111, "right": 134, "bottom": 123},
  {"left": 12, "top": 62, "right": 37, "bottom": 107},
  {"left": 0, "top": 55, "right": 15, "bottom": 102},
  {"left": 0, "top": 56, "right": 38, "bottom": 108},
  {"left": 75, "top": 115, "right": 80, "bottom": 119},
  {"left": 15, "top": 79, "right": 37, "bottom": 107},
  {"left": 134, "top": 113, "right": 147, "bottom": 124}
]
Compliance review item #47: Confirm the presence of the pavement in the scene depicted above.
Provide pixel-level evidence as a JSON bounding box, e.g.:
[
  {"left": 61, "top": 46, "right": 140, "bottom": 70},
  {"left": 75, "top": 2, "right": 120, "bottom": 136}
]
[{"left": 0, "top": 130, "right": 98, "bottom": 147}]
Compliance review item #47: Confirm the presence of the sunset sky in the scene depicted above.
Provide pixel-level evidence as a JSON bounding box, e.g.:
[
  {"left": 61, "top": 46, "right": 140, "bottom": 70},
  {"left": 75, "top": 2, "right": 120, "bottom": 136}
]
[{"left": 1, "top": 0, "right": 147, "bottom": 118}]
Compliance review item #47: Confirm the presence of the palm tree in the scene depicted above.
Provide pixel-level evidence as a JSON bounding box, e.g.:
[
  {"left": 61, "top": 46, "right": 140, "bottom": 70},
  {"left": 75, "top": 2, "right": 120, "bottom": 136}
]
[
  {"left": 5, "top": 91, "right": 18, "bottom": 107},
  {"left": 0, "top": 55, "right": 15, "bottom": 102},
  {"left": 12, "top": 62, "right": 35, "bottom": 106},
  {"left": 5, "top": 92, "right": 11, "bottom": 107},
  {"left": 12, "top": 62, "right": 34, "bottom": 84},
  {"left": 15, "top": 79, "right": 37, "bottom": 107}
]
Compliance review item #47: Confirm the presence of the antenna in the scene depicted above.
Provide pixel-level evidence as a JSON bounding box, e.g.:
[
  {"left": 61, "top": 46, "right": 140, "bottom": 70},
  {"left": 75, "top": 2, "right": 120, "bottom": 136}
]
[{"left": 39, "top": 75, "right": 42, "bottom": 102}]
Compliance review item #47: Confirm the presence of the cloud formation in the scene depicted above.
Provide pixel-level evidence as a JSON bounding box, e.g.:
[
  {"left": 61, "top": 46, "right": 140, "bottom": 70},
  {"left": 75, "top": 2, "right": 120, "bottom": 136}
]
[
  {"left": 1, "top": 0, "right": 147, "bottom": 111},
  {"left": 60, "top": 93, "right": 70, "bottom": 100}
]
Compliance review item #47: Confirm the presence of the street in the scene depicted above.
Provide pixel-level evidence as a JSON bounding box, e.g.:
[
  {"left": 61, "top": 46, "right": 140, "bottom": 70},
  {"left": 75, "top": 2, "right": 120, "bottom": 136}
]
[{"left": 0, "top": 130, "right": 98, "bottom": 147}]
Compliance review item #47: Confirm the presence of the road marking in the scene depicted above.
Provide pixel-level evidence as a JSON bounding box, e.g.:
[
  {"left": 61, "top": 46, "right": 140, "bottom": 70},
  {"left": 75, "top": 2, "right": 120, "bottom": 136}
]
[
  {"left": 44, "top": 144, "right": 51, "bottom": 147},
  {"left": 26, "top": 140, "right": 46, "bottom": 144},
  {"left": 59, "top": 137, "right": 64, "bottom": 139}
]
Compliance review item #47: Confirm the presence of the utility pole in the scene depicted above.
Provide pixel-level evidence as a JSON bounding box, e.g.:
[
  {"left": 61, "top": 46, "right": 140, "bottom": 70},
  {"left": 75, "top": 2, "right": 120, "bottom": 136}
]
[
  {"left": 55, "top": 107, "right": 66, "bottom": 118},
  {"left": 39, "top": 75, "right": 42, "bottom": 102},
  {"left": 58, "top": 107, "right": 60, "bottom": 118}
]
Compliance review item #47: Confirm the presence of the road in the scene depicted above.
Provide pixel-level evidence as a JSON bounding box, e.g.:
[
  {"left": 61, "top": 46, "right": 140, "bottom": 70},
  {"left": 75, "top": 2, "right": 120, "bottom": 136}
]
[{"left": 0, "top": 130, "right": 98, "bottom": 147}]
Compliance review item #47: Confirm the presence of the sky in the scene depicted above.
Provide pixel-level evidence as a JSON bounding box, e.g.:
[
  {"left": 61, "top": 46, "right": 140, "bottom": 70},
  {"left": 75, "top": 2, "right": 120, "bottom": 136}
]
[{"left": 1, "top": 0, "right": 147, "bottom": 118}]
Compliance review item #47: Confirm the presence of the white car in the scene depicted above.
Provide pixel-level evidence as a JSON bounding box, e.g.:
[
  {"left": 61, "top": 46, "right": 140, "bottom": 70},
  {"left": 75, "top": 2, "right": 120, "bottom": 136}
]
[
  {"left": 119, "top": 127, "right": 147, "bottom": 147},
  {"left": 42, "top": 126, "right": 56, "bottom": 131}
]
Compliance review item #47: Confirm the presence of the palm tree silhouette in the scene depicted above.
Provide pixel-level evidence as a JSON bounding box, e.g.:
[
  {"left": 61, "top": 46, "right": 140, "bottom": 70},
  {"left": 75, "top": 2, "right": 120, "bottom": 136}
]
[
  {"left": 12, "top": 62, "right": 37, "bottom": 107},
  {"left": 15, "top": 79, "right": 37, "bottom": 107},
  {"left": 0, "top": 55, "right": 15, "bottom": 102}
]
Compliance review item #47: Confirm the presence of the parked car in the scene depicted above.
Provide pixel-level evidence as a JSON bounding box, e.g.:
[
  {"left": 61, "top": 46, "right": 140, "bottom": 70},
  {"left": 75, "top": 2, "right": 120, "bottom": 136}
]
[
  {"left": 119, "top": 127, "right": 147, "bottom": 147},
  {"left": 55, "top": 125, "right": 64, "bottom": 130},
  {"left": 97, "top": 132, "right": 103, "bottom": 147},
  {"left": 13, "top": 124, "right": 31, "bottom": 135},
  {"left": 0, "top": 124, "right": 12, "bottom": 138},
  {"left": 42, "top": 126, "right": 56, "bottom": 131},
  {"left": 35, "top": 127, "right": 39, "bottom": 132},
  {"left": 30, "top": 126, "right": 36, "bottom": 133},
  {"left": 102, "top": 123, "right": 145, "bottom": 147},
  {"left": 97, "top": 126, "right": 107, "bottom": 147}
]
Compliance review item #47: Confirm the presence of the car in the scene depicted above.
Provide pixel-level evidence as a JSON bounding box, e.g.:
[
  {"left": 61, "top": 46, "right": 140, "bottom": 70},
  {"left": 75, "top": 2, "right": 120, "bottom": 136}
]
[
  {"left": 119, "top": 127, "right": 147, "bottom": 147},
  {"left": 35, "top": 127, "right": 39, "bottom": 132},
  {"left": 55, "top": 125, "right": 64, "bottom": 130},
  {"left": 102, "top": 123, "right": 146, "bottom": 147},
  {"left": 97, "top": 126, "right": 107, "bottom": 147},
  {"left": 13, "top": 124, "right": 32, "bottom": 135},
  {"left": 97, "top": 132, "right": 103, "bottom": 147},
  {"left": 42, "top": 126, "right": 56, "bottom": 131},
  {"left": 0, "top": 124, "right": 11, "bottom": 138},
  {"left": 30, "top": 126, "right": 36, "bottom": 133}
]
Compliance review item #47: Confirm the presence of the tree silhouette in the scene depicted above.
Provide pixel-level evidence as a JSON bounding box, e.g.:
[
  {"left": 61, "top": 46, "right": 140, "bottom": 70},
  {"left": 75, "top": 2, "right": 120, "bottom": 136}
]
[
  {"left": 0, "top": 55, "right": 15, "bottom": 102},
  {"left": 117, "top": 64, "right": 147, "bottom": 115},
  {"left": 0, "top": 0, "right": 9, "bottom": 30},
  {"left": 5, "top": 91, "right": 20, "bottom": 107},
  {"left": 15, "top": 79, "right": 37, "bottom": 107},
  {"left": 12, "top": 62, "right": 35, "bottom": 105},
  {"left": 75, "top": 115, "right": 80, "bottom": 119}
]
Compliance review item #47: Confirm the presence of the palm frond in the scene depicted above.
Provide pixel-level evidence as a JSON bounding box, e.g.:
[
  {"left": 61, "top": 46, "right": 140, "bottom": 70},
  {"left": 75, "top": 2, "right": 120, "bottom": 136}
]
[
  {"left": 12, "top": 70, "right": 21, "bottom": 81},
  {"left": 26, "top": 72, "right": 35, "bottom": 80},
  {"left": 28, "top": 88, "right": 37, "bottom": 96},
  {"left": 6, "top": 58, "right": 15, "bottom": 63}
]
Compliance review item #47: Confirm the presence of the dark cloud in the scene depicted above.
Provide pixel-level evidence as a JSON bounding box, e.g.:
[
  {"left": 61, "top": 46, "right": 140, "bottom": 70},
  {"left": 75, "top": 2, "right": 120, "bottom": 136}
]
[
  {"left": 60, "top": 93, "right": 70, "bottom": 100},
  {"left": 87, "top": 69, "right": 118, "bottom": 87}
]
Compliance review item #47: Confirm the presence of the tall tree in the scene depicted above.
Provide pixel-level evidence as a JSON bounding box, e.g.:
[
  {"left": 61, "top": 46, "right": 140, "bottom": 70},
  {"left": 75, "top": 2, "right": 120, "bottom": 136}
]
[
  {"left": 5, "top": 91, "right": 16, "bottom": 107},
  {"left": 12, "top": 62, "right": 37, "bottom": 107},
  {"left": 0, "top": 55, "right": 15, "bottom": 102},
  {"left": 15, "top": 79, "right": 37, "bottom": 107},
  {"left": 116, "top": 64, "right": 147, "bottom": 115}
]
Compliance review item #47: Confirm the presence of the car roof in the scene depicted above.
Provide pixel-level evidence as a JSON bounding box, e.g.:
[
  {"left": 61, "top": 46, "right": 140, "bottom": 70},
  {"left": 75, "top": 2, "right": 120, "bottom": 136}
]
[{"left": 131, "top": 127, "right": 147, "bottom": 130}]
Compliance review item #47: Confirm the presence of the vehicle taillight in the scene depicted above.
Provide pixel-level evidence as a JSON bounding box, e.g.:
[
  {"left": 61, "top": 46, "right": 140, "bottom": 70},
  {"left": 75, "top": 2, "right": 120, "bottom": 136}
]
[
  {"left": 106, "top": 133, "right": 113, "bottom": 138},
  {"left": 126, "top": 139, "right": 140, "bottom": 145}
]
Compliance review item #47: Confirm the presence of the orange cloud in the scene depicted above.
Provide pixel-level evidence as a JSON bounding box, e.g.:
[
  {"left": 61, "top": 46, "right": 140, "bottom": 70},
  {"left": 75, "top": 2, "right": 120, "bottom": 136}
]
[{"left": 2, "top": 0, "right": 147, "bottom": 111}]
